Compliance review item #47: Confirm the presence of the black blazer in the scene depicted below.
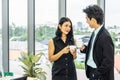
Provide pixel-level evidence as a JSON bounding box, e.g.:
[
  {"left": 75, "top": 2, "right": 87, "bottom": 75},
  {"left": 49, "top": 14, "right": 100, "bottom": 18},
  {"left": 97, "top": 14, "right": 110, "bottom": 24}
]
[{"left": 81, "top": 26, "right": 114, "bottom": 80}]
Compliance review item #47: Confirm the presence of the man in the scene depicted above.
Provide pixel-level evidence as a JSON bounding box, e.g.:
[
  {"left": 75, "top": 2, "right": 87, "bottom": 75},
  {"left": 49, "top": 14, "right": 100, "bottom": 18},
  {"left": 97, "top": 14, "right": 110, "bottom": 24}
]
[{"left": 80, "top": 5, "right": 114, "bottom": 80}]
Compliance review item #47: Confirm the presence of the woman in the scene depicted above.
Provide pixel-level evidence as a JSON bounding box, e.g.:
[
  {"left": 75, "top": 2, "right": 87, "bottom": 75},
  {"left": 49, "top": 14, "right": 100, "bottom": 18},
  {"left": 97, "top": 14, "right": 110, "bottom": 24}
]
[{"left": 48, "top": 17, "right": 77, "bottom": 80}]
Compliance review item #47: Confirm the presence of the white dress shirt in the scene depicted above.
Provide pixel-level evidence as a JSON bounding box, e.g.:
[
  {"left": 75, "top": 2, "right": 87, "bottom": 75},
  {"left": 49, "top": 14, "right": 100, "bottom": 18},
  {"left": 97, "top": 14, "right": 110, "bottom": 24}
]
[{"left": 87, "top": 25, "right": 103, "bottom": 68}]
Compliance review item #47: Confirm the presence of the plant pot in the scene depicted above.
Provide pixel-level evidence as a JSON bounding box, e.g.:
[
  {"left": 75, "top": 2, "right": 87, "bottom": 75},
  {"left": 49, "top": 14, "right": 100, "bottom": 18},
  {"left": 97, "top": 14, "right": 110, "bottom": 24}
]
[{"left": 27, "top": 77, "right": 38, "bottom": 80}]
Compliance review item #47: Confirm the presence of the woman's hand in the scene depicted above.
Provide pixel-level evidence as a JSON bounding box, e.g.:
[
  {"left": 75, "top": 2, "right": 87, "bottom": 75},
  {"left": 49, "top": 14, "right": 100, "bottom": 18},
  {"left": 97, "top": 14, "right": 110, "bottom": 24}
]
[
  {"left": 61, "top": 46, "right": 70, "bottom": 54},
  {"left": 69, "top": 46, "right": 77, "bottom": 59}
]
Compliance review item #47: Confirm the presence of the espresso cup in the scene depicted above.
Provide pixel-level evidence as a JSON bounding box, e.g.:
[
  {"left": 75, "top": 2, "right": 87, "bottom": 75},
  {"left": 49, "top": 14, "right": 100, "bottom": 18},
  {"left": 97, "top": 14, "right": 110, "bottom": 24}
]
[
  {"left": 69, "top": 45, "right": 76, "bottom": 51},
  {"left": 76, "top": 39, "right": 83, "bottom": 48}
]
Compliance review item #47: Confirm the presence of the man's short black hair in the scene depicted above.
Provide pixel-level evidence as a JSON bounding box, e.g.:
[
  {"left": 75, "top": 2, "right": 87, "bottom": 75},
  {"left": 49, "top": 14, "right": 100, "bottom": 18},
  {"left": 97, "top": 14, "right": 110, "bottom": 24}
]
[{"left": 83, "top": 5, "right": 104, "bottom": 25}]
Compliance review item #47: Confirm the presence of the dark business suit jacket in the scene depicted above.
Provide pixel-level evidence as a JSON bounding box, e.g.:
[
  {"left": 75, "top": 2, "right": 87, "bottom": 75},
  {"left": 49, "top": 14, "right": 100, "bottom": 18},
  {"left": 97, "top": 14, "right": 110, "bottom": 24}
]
[{"left": 81, "top": 26, "right": 114, "bottom": 80}]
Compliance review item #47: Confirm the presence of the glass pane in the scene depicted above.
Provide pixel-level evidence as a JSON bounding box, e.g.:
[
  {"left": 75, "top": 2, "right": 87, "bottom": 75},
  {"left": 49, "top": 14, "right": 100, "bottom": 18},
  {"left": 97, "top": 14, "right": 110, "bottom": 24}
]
[
  {"left": 35, "top": 0, "right": 58, "bottom": 80},
  {"left": 67, "top": 0, "right": 97, "bottom": 80},
  {"left": 0, "top": 0, "right": 3, "bottom": 75},
  {"left": 105, "top": 0, "right": 120, "bottom": 79},
  {"left": 9, "top": 0, "right": 28, "bottom": 76}
]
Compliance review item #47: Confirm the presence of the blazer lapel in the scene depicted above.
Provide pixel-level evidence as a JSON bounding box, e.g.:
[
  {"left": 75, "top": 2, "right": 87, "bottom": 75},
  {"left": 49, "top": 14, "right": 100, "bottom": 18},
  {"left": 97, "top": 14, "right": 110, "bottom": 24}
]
[{"left": 94, "top": 26, "right": 105, "bottom": 46}]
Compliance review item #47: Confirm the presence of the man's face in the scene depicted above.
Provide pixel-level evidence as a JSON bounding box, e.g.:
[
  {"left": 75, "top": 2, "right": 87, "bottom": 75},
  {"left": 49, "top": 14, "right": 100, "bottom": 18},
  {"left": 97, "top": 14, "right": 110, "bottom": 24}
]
[{"left": 86, "top": 16, "right": 94, "bottom": 28}]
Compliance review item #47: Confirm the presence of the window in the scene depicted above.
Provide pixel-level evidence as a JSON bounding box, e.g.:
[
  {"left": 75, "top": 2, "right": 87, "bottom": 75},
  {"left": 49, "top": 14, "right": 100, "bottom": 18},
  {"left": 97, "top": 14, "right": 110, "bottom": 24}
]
[
  {"left": 105, "top": 0, "right": 120, "bottom": 76},
  {"left": 9, "top": 0, "right": 28, "bottom": 75},
  {"left": 67, "top": 0, "right": 97, "bottom": 79},
  {"left": 67, "top": 0, "right": 97, "bottom": 44},
  {"left": 0, "top": 0, "right": 3, "bottom": 73},
  {"left": 35, "top": 0, "right": 58, "bottom": 79}
]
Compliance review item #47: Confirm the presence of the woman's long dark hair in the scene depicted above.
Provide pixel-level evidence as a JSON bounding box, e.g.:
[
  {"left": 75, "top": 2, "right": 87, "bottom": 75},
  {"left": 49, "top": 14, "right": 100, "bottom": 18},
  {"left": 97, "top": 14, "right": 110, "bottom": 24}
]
[{"left": 55, "top": 17, "right": 73, "bottom": 40}]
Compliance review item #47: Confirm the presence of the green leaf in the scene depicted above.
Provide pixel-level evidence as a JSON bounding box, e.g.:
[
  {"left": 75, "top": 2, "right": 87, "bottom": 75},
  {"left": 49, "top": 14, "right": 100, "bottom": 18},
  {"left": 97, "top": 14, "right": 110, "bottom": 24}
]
[{"left": 19, "top": 52, "right": 47, "bottom": 78}]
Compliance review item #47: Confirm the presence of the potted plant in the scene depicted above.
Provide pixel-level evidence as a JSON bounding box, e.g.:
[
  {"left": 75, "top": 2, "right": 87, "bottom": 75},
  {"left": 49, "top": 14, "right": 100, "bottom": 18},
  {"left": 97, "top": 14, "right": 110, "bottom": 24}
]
[{"left": 19, "top": 52, "right": 47, "bottom": 80}]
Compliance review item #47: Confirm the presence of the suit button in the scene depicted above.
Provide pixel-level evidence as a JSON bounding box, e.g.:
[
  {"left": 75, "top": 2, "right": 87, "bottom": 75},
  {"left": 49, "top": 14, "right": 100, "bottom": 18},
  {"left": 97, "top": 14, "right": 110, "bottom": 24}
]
[
  {"left": 65, "top": 58, "right": 68, "bottom": 60},
  {"left": 66, "top": 64, "right": 68, "bottom": 66}
]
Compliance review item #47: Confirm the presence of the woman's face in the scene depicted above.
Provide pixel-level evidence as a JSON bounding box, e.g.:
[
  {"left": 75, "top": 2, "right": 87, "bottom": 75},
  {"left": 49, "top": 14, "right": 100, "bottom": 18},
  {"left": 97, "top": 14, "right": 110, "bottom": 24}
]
[{"left": 59, "top": 21, "right": 71, "bottom": 35}]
